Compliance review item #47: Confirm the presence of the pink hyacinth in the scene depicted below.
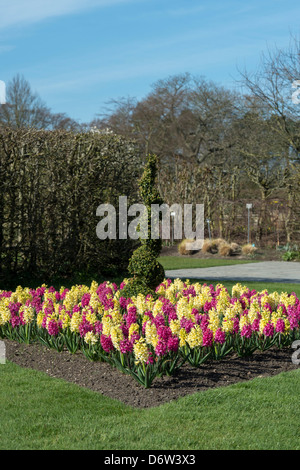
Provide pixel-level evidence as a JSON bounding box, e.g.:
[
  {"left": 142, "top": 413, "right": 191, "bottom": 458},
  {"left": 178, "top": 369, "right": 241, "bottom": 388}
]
[
  {"left": 288, "top": 315, "right": 298, "bottom": 331},
  {"left": 233, "top": 317, "right": 240, "bottom": 334},
  {"left": 10, "top": 316, "right": 20, "bottom": 328},
  {"left": 47, "top": 319, "right": 59, "bottom": 336},
  {"left": 251, "top": 318, "right": 260, "bottom": 332},
  {"left": 79, "top": 320, "right": 93, "bottom": 338},
  {"left": 119, "top": 339, "right": 133, "bottom": 354},
  {"left": 19, "top": 311, "right": 26, "bottom": 326},
  {"left": 275, "top": 318, "right": 285, "bottom": 333},
  {"left": 167, "top": 335, "right": 179, "bottom": 353},
  {"left": 155, "top": 340, "right": 167, "bottom": 357},
  {"left": 153, "top": 314, "right": 165, "bottom": 328},
  {"left": 241, "top": 324, "right": 252, "bottom": 339},
  {"left": 9, "top": 302, "right": 22, "bottom": 315},
  {"left": 146, "top": 352, "right": 154, "bottom": 365},
  {"left": 202, "top": 328, "right": 213, "bottom": 347},
  {"left": 118, "top": 323, "right": 127, "bottom": 339},
  {"left": 263, "top": 322, "right": 274, "bottom": 337},
  {"left": 100, "top": 334, "right": 114, "bottom": 352},
  {"left": 180, "top": 317, "right": 194, "bottom": 334},
  {"left": 214, "top": 328, "right": 226, "bottom": 345},
  {"left": 157, "top": 325, "right": 171, "bottom": 342},
  {"left": 81, "top": 293, "right": 91, "bottom": 307},
  {"left": 94, "top": 321, "right": 102, "bottom": 334},
  {"left": 200, "top": 315, "right": 209, "bottom": 331},
  {"left": 119, "top": 296, "right": 128, "bottom": 309},
  {"left": 36, "top": 287, "right": 46, "bottom": 297},
  {"left": 129, "top": 331, "right": 140, "bottom": 344}
]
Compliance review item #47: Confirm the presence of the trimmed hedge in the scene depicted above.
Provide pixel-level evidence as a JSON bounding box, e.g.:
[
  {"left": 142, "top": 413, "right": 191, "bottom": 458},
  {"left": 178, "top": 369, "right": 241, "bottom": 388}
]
[{"left": 0, "top": 127, "right": 142, "bottom": 279}]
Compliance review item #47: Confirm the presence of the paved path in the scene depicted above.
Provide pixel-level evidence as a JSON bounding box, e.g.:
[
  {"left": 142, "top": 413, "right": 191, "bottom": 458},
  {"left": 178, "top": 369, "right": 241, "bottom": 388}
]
[{"left": 165, "top": 261, "right": 300, "bottom": 284}]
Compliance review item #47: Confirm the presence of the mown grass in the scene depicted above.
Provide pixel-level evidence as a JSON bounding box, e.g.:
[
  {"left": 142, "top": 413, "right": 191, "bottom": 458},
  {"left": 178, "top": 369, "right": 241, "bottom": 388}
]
[
  {"left": 158, "top": 256, "right": 259, "bottom": 271},
  {"left": 0, "top": 361, "right": 299, "bottom": 450}
]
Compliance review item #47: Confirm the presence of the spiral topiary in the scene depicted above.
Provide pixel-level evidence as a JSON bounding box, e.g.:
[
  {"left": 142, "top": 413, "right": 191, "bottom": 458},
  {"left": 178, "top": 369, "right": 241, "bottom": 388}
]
[{"left": 121, "top": 154, "right": 165, "bottom": 298}]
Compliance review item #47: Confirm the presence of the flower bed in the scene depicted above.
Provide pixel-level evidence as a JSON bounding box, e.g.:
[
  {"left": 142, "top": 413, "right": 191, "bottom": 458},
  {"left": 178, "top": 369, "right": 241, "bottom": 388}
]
[{"left": 1, "top": 279, "right": 300, "bottom": 388}]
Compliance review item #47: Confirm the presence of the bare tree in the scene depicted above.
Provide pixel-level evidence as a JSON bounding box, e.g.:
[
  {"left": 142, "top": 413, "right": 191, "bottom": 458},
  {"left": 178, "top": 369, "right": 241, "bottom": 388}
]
[
  {"left": 0, "top": 74, "right": 52, "bottom": 129},
  {"left": 238, "top": 34, "right": 300, "bottom": 158}
]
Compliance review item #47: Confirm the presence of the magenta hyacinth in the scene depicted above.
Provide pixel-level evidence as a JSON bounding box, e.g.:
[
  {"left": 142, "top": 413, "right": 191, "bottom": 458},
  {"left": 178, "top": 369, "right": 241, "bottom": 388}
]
[
  {"left": 100, "top": 334, "right": 114, "bottom": 352},
  {"left": 47, "top": 319, "right": 59, "bottom": 336},
  {"left": 241, "top": 324, "right": 252, "bottom": 339},
  {"left": 275, "top": 318, "right": 285, "bottom": 333},
  {"left": 202, "top": 328, "right": 213, "bottom": 347},
  {"left": 214, "top": 328, "right": 226, "bottom": 344},
  {"left": 167, "top": 335, "right": 179, "bottom": 353},
  {"left": 155, "top": 340, "right": 167, "bottom": 357},
  {"left": 119, "top": 339, "right": 133, "bottom": 354},
  {"left": 263, "top": 322, "right": 274, "bottom": 337}
]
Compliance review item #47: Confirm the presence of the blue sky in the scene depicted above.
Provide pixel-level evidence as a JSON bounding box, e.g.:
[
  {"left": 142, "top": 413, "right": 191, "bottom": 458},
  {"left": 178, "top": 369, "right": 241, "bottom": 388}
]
[{"left": 0, "top": 0, "right": 299, "bottom": 124}]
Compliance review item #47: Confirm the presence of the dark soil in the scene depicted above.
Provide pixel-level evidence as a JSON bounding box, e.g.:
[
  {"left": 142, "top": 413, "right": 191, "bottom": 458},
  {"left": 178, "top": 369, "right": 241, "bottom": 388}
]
[{"left": 4, "top": 339, "right": 299, "bottom": 409}]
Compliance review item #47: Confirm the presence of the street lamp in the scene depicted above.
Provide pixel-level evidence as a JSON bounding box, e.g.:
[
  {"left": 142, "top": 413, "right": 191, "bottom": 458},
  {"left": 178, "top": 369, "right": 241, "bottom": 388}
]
[
  {"left": 246, "top": 204, "right": 252, "bottom": 243},
  {"left": 206, "top": 218, "right": 212, "bottom": 240}
]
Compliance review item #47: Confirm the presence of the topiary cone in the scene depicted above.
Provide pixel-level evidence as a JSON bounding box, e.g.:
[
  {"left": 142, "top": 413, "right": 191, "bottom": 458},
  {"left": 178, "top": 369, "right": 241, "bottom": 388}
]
[{"left": 122, "top": 154, "right": 165, "bottom": 298}]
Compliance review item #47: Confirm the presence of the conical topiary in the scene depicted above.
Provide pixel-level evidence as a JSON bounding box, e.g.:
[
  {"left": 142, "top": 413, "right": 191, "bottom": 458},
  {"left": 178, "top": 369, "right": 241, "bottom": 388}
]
[{"left": 121, "top": 154, "right": 165, "bottom": 298}]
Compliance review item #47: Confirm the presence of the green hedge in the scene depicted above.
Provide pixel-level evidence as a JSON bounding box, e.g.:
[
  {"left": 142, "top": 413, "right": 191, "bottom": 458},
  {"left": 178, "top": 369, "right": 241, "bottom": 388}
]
[{"left": 0, "top": 127, "right": 142, "bottom": 279}]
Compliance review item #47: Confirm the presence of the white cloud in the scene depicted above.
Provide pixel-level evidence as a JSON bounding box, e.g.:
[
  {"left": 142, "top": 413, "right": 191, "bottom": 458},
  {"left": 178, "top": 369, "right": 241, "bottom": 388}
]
[{"left": 0, "top": 0, "right": 138, "bottom": 30}]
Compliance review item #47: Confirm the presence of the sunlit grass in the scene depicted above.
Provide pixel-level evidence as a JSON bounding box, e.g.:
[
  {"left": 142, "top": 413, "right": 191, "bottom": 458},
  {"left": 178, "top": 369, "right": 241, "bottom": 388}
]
[{"left": 0, "top": 361, "right": 299, "bottom": 450}]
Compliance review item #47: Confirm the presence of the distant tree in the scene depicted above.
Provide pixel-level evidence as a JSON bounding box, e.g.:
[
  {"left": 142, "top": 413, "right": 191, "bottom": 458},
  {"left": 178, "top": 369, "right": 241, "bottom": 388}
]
[
  {"left": 98, "top": 73, "right": 241, "bottom": 167},
  {"left": 238, "top": 34, "right": 300, "bottom": 158},
  {"left": 239, "top": 35, "right": 300, "bottom": 242},
  {"left": 49, "top": 112, "right": 82, "bottom": 132},
  {"left": 0, "top": 74, "right": 52, "bottom": 129},
  {"left": 0, "top": 74, "right": 82, "bottom": 132}
]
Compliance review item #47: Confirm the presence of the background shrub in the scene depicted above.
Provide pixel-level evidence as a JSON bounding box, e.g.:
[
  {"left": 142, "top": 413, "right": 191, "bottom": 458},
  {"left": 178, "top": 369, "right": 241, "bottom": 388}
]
[
  {"left": 178, "top": 238, "right": 197, "bottom": 255},
  {"left": 241, "top": 244, "right": 257, "bottom": 256}
]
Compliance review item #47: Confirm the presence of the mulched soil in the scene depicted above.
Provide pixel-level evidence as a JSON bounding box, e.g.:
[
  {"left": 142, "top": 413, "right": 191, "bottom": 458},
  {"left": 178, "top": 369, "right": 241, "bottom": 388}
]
[{"left": 4, "top": 338, "right": 299, "bottom": 409}]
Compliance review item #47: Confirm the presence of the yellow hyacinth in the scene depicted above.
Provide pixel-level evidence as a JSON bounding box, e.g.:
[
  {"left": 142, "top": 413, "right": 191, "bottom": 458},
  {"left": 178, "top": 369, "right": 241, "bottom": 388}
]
[
  {"left": 70, "top": 311, "right": 82, "bottom": 333},
  {"left": 22, "top": 306, "right": 34, "bottom": 324},
  {"left": 179, "top": 328, "right": 187, "bottom": 347},
  {"left": 145, "top": 321, "right": 158, "bottom": 348},
  {"left": 110, "top": 325, "right": 123, "bottom": 351},
  {"left": 36, "top": 311, "right": 45, "bottom": 328},
  {"left": 152, "top": 299, "right": 164, "bottom": 317},
  {"left": 129, "top": 322, "right": 140, "bottom": 340},
  {"left": 0, "top": 306, "right": 11, "bottom": 325},
  {"left": 170, "top": 319, "right": 181, "bottom": 336},
  {"left": 133, "top": 338, "right": 149, "bottom": 364},
  {"left": 102, "top": 315, "right": 114, "bottom": 337},
  {"left": 208, "top": 308, "right": 221, "bottom": 334},
  {"left": 187, "top": 325, "right": 202, "bottom": 348},
  {"left": 84, "top": 331, "right": 98, "bottom": 345}
]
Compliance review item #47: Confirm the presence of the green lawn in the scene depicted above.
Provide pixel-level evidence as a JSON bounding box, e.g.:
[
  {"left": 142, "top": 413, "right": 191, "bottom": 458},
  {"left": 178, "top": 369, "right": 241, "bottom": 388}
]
[
  {"left": 0, "top": 361, "right": 299, "bottom": 450},
  {"left": 158, "top": 256, "right": 259, "bottom": 271}
]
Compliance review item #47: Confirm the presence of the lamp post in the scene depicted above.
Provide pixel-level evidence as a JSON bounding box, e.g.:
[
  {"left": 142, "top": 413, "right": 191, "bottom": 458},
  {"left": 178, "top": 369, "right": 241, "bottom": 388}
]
[
  {"left": 246, "top": 204, "right": 252, "bottom": 243},
  {"left": 206, "top": 218, "right": 212, "bottom": 240}
]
